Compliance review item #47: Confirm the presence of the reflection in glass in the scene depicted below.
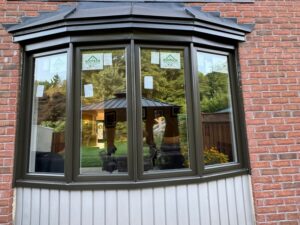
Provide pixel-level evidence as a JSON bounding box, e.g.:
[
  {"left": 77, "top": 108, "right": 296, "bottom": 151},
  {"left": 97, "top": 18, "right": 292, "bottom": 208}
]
[
  {"left": 197, "top": 52, "right": 236, "bottom": 166},
  {"left": 29, "top": 53, "right": 67, "bottom": 173},
  {"left": 80, "top": 49, "right": 127, "bottom": 174},
  {"left": 140, "top": 48, "right": 190, "bottom": 172}
]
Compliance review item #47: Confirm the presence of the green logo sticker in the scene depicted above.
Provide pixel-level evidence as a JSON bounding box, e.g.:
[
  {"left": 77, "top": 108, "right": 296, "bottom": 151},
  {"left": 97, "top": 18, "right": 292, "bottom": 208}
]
[
  {"left": 160, "top": 52, "right": 181, "bottom": 69},
  {"left": 82, "top": 53, "right": 103, "bottom": 70}
]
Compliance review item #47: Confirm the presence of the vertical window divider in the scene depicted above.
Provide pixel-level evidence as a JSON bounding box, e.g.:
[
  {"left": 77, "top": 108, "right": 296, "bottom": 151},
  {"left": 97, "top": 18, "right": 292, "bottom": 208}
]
[
  {"left": 24, "top": 54, "right": 34, "bottom": 177},
  {"left": 134, "top": 44, "right": 143, "bottom": 180},
  {"left": 73, "top": 47, "right": 82, "bottom": 181},
  {"left": 227, "top": 52, "right": 239, "bottom": 165},
  {"left": 128, "top": 40, "right": 138, "bottom": 181},
  {"left": 191, "top": 44, "right": 204, "bottom": 176},
  {"left": 65, "top": 43, "right": 74, "bottom": 183},
  {"left": 184, "top": 46, "right": 197, "bottom": 174}
]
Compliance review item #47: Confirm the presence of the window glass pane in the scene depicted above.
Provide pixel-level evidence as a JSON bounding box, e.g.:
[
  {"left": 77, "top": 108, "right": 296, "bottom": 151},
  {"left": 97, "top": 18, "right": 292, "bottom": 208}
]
[
  {"left": 80, "top": 49, "right": 127, "bottom": 174},
  {"left": 140, "top": 48, "right": 190, "bottom": 172},
  {"left": 29, "top": 53, "right": 67, "bottom": 173},
  {"left": 197, "top": 52, "right": 236, "bottom": 166}
]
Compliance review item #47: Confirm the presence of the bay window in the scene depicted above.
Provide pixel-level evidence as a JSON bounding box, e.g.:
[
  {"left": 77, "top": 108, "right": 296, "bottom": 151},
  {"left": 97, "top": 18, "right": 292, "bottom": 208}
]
[{"left": 8, "top": 2, "right": 251, "bottom": 188}]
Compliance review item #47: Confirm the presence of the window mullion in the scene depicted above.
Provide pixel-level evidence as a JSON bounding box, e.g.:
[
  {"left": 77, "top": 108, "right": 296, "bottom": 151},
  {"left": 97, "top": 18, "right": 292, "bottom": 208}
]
[
  {"left": 191, "top": 44, "right": 204, "bottom": 176},
  {"left": 65, "top": 43, "right": 74, "bottom": 183},
  {"left": 128, "top": 40, "right": 138, "bottom": 181},
  {"left": 19, "top": 53, "right": 34, "bottom": 179},
  {"left": 73, "top": 47, "right": 82, "bottom": 180}
]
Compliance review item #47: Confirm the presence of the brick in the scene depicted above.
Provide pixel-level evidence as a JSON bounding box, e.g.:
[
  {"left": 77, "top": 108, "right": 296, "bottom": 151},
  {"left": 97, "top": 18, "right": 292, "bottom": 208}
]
[
  {"left": 273, "top": 111, "right": 291, "bottom": 117},
  {"left": 252, "top": 176, "right": 273, "bottom": 184},
  {"left": 275, "top": 190, "right": 296, "bottom": 197},
  {"left": 259, "top": 154, "right": 277, "bottom": 161},
  {"left": 282, "top": 182, "right": 300, "bottom": 189},
  {"left": 271, "top": 98, "right": 289, "bottom": 104},
  {"left": 252, "top": 161, "right": 270, "bottom": 168},
  {"left": 279, "top": 221, "right": 298, "bottom": 225},
  {"left": 262, "top": 183, "right": 281, "bottom": 190},
  {"left": 257, "top": 140, "right": 274, "bottom": 146},
  {"left": 274, "top": 139, "right": 295, "bottom": 145},
  {"left": 271, "top": 160, "right": 290, "bottom": 167},
  {"left": 264, "top": 198, "right": 284, "bottom": 206},
  {"left": 274, "top": 125, "right": 292, "bottom": 131},
  {"left": 287, "top": 213, "right": 300, "bottom": 220},
  {"left": 256, "top": 206, "right": 277, "bottom": 214},
  {"left": 266, "top": 118, "right": 284, "bottom": 124},
  {"left": 281, "top": 168, "right": 299, "bottom": 174},
  {"left": 254, "top": 112, "right": 271, "bottom": 118},
  {"left": 269, "top": 132, "right": 286, "bottom": 139},
  {"left": 256, "top": 125, "right": 273, "bottom": 132},
  {"left": 261, "top": 169, "right": 279, "bottom": 175},
  {"left": 266, "top": 214, "right": 285, "bottom": 221},
  {"left": 279, "top": 153, "right": 297, "bottom": 160}
]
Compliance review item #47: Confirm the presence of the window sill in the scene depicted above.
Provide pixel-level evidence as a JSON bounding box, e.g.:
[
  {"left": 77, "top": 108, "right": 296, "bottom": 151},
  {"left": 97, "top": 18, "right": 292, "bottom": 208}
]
[{"left": 14, "top": 168, "right": 249, "bottom": 190}]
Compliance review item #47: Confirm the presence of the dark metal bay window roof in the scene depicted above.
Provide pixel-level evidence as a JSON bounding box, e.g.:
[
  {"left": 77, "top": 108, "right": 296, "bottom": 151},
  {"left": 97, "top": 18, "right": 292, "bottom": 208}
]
[{"left": 6, "top": 2, "right": 253, "bottom": 42}]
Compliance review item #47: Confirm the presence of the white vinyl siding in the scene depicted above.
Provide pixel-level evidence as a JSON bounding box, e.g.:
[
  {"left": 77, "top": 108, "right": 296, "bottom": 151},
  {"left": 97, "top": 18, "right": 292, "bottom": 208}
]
[{"left": 14, "top": 175, "right": 255, "bottom": 225}]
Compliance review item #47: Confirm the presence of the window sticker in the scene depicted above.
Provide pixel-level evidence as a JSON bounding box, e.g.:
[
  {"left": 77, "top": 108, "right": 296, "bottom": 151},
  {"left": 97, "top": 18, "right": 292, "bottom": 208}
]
[
  {"left": 36, "top": 85, "right": 44, "bottom": 97},
  {"left": 144, "top": 76, "right": 153, "bottom": 89},
  {"left": 50, "top": 54, "right": 67, "bottom": 76},
  {"left": 84, "top": 84, "right": 94, "bottom": 97},
  {"left": 103, "top": 53, "right": 113, "bottom": 66},
  {"left": 82, "top": 53, "right": 103, "bottom": 70},
  {"left": 160, "top": 52, "right": 181, "bottom": 69},
  {"left": 151, "top": 51, "right": 160, "bottom": 64}
]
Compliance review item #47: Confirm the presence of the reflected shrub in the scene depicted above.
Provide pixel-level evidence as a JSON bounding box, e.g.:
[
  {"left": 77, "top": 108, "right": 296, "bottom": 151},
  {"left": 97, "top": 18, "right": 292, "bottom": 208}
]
[{"left": 204, "top": 146, "right": 229, "bottom": 165}]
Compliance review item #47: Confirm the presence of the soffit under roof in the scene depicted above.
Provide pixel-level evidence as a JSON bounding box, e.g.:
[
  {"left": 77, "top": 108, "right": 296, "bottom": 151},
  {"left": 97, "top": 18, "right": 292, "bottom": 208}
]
[{"left": 5, "top": 2, "right": 254, "bottom": 42}]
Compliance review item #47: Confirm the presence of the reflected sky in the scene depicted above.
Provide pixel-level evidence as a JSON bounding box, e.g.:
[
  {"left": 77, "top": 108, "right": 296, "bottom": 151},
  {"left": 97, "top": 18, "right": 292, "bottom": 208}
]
[
  {"left": 34, "top": 53, "right": 67, "bottom": 82},
  {"left": 197, "top": 52, "right": 228, "bottom": 75}
]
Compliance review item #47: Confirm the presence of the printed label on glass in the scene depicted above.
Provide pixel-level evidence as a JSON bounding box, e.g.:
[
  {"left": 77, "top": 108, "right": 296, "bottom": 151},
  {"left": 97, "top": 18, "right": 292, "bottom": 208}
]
[
  {"left": 160, "top": 52, "right": 181, "bottom": 69},
  {"left": 36, "top": 85, "right": 44, "bottom": 97},
  {"left": 50, "top": 55, "right": 67, "bottom": 76},
  {"left": 84, "top": 84, "right": 94, "bottom": 97},
  {"left": 82, "top": 53, "right": 103, "bottom": 70},
  {"left": 144, "top": 76, "right": 154, "bottom": 89},
  {"left": 151, "top": 52, "right": 160, "bottom": 64},
  {"left": 103, "top": 53, "right": 113, "bottom": 66}
]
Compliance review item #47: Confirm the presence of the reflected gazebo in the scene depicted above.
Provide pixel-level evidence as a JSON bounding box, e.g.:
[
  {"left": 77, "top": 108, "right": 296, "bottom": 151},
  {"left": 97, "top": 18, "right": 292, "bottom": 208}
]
[{"left": 82, "top": 92, "right": 184, "bottom": 172}]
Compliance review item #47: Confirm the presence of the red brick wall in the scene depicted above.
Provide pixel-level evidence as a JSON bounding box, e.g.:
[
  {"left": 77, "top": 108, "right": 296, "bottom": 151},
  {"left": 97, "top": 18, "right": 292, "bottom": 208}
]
[
  {"left": 0, "top": 2, "right": 62, "bottom": 224},
  {"left": 199, "top": 1, "right": 300, "bottom": 225},
  {"left": 0, "top": 1, "right": 299, "bottom": 225}
]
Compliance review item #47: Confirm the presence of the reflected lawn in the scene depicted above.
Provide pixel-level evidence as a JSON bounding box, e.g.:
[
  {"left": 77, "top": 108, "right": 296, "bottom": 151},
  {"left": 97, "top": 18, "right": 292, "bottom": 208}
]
[{"left": 81, "top": 142, "right": 127, "bottom": 167}]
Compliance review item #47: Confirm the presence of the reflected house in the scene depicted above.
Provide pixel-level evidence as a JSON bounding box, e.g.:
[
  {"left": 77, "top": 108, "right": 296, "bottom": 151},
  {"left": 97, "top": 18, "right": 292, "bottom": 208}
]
[{"left": 82, "top": 92, "right": 184, "bottom": 172}]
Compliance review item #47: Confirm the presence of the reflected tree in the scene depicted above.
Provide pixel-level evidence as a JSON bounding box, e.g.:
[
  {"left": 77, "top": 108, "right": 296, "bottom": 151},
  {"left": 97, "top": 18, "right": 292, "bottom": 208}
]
[{"left": 198, "top": 71, "right": 229, "bottom": 113}]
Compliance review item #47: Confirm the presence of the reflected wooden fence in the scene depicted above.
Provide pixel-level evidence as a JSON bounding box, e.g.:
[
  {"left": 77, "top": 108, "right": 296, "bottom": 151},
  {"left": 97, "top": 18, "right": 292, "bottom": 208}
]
[{"left": 201, "top": 112, "right": 233, "bottom": 160}]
